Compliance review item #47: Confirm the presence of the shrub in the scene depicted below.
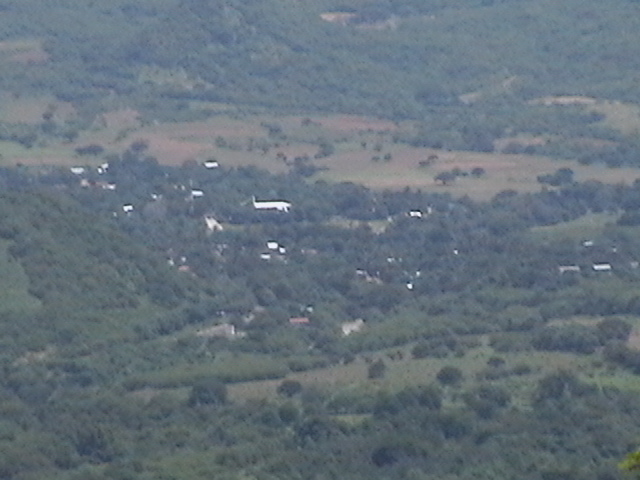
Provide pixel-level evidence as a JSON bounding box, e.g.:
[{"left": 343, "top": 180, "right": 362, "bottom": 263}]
[
  {"left": 277, "top": 379, "right": 303, "bottom": 397},
  {"left": 436, "top": 366, "right": 463, "bottom": 386}
]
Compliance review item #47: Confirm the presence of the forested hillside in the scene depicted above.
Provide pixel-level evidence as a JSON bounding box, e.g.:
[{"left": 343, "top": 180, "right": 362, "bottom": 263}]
[
  {"left": 3, "top": 1, "right": 640, "bottom": 479},
  {"left": 0, "top": 160, "right": 640, "bottom": 478},
  {"left": 1, "top": 0, "right": 640, "bottom": 150}
]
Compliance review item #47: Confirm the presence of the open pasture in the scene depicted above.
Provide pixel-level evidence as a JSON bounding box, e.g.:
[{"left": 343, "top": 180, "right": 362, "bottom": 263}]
[
  {"left": 1, "top": 101, "right": 640, "bottom": 200},
  {"left": 227, "top": 336, "right": 600, "bottom": 404},
  {"left": 528, "top": 212, "right": 619, "bottom": 243},
  {"left": 312, "top": 145, "right": 640, "bottom": 200}
]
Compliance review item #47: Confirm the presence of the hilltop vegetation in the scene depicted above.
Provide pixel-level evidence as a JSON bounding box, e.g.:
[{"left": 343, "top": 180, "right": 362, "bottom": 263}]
[{"left": 0, "top": 0, "right": 640, "bottom": 159}]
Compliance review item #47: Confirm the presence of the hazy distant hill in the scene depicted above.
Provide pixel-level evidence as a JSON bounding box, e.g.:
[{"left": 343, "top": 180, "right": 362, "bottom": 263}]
[{"left": 1, "top": 0, "right": 640, "bottom": 120}]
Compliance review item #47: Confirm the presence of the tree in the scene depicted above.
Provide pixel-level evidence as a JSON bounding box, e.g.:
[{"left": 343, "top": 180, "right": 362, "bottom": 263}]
[
  {"left": 471, "top": 166, "right": 485, "bottom": 178},
  {"left": 434, "top": 171, "right": 456, "bottom": 185},
  {"left": 620, "top": 450, "right": 640, "bottom": 473},
  {"left": 368, "top": 359, "right": 387, "bottom": 379},
  {"left": 315, "top": 139, "right": 335, "bottom": 158},
  {"left": 537, "top": 168, "right": 574, "bottom": 186},
  {"left": 436, "top": 366, "right": 463, "bottom": 386},
  {"left": 597, "top": 318, "right": 632, "bottom": 343},
  {"left": 277, "top": 379, "right": 303, "bottom": 397},
  {"left": 188, "top": 377, "right": 227, "bottom": 406},
  {"left": 74, "top": 144, "right": 104, "bottom": 156}
]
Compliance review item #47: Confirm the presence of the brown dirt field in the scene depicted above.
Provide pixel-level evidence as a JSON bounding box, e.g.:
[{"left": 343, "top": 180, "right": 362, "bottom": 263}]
[
  {"left": 150, "top": 118, "right": 265, "bottom": 139},
  {"left": 13, "top": 155, "right": 76, "bottom": 166},
  {"left": 628, "top": 329, "right": 640, "bottom": 350},
  {"left": 0, "top": 39, "right": 48, "bottom": 64},
  {"left": 5, "top": 105, "right": 640, "bottom": 201},
  {"left": 101, "top": 109, "right": 142, "bottom": 129},
  {"left": 9, "top": 48, "right": 49, "bottom": 64},
  {"left": 314, "top": 114, "right": 398, "bottom": 132},
  {"left": 312, "top": 145, "right": 640, "bottom": 200},
  {"left": 10, "top": 49, "right": 48, "bottom": 64},
  {"left": 0, "top": 97, "right": 56, "bottom": 124},
  {"left": 0, "top": 39, "right": 39, "bottom": 52},
  {"left": 270, "top": 143, "right": 316, "bottom": 159}
]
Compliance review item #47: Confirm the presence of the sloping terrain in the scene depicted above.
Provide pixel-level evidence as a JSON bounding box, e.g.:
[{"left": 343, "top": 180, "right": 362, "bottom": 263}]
[
  {"left": 1, "top": 0, "right": 640, "bottom": 120},
  {"left": 0, "top": 191, "right": 194, "bottom": 352}
]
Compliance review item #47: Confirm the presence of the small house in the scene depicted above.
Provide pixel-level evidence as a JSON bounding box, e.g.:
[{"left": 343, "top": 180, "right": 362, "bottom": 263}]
[
  {"left": 558, "top": 265, "right": 581, "bottom": 274},
  {"left": 70, "top": 166, "right": 85, "bottom": 175},
  {"left": 204, "top": 160, "right": 220, "bottom": 169},
  {"left": 204, "top": 215, "right": 224, "bottom": 232},
  {"left": 122, "top": 204, "right": 134, "bottom": 213},
  {"left": 341, "top": 319, "right": 365, "bottom": 336},
  {"left": 252, "top": 196, "right": 291, "bottom": 213},
  {"left": 289, "top": 317, "right": 310, "bottom": 325},
  {"left": 592, "top": 263, "right": 612, "bottom": 272},
  {"left": 196, "top": 323, "right": 237, "bottom": 339}
]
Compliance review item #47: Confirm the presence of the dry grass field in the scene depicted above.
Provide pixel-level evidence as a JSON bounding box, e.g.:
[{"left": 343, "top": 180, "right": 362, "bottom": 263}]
[
  {"left": 2, "top": 96, "right": 640, "bottom": 200},
  {"left": 312, "top": 145, "right": 640, "bottom": 200}
]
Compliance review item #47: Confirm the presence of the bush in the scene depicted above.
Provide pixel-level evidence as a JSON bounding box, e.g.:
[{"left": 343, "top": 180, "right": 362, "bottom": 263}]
[
  {"left": 436, "top": 366, "right": 463, "bottom": 386},
  {"left": 368, "top": 359, "right": 387, "bottom": 379},
  {"left": 596, "top": 318, "right": 632, "bottom": 343},
  {"left": 74, "top": 144, "right": 104, "bottom": 156},
  {"left": 277, "top": 379, "right": 303, "bottom": 397},
  {"left": 532, "top": 325, "right": 600, "bottom": 354},
  {"left": 188, "top": 377, "right": 227, "bottom": 406}
]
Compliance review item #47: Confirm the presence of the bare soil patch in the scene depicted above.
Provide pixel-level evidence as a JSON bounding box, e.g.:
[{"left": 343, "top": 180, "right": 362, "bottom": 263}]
[
  {"left": 101, "top": 109, "right": 142, "bottom": 130},
  {"left": 142, "top": 134, "right": 211, "bottom": 164},
  {"left": 628, "top": 329, "right": 640, "bottom": 350},
  {"left": 0, "top": 96, "right": 75, "bottom": 125},
  {"left": 531, "top": 95, "right": 598, "bottom": 106},
  {"left": 151, "top": 118, "right": 265, "bottom": 139},
  {"left": 0, "top": 39, "right": 48, "bottom": 64},
  {"left": 314, "top": 114, "right": 398, "bottom": 133}
]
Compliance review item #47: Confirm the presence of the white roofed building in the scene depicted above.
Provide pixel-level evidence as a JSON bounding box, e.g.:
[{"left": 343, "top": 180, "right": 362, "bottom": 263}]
[{"left": 252, "top": 196, "right": 291, "bottom": 212}]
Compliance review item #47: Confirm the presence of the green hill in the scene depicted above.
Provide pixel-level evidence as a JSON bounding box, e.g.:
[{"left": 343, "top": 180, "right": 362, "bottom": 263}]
[
  {"left": 0, "top": 191, "right": 193, "bottom": 353},
  {"left": 2, "top": 0, "right": 640, "bottom": 122}
]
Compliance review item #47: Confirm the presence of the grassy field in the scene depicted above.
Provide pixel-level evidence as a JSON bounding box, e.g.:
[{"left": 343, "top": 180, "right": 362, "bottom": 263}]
[
  {"left": 226, "top": 334, "right": 609, "bottom": 404},
  {"left": 527, "top": 212, "right": 620, "bottom": 242},
  {"left": 2, "top": 96, "right": 640, "bottom": 200}
]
